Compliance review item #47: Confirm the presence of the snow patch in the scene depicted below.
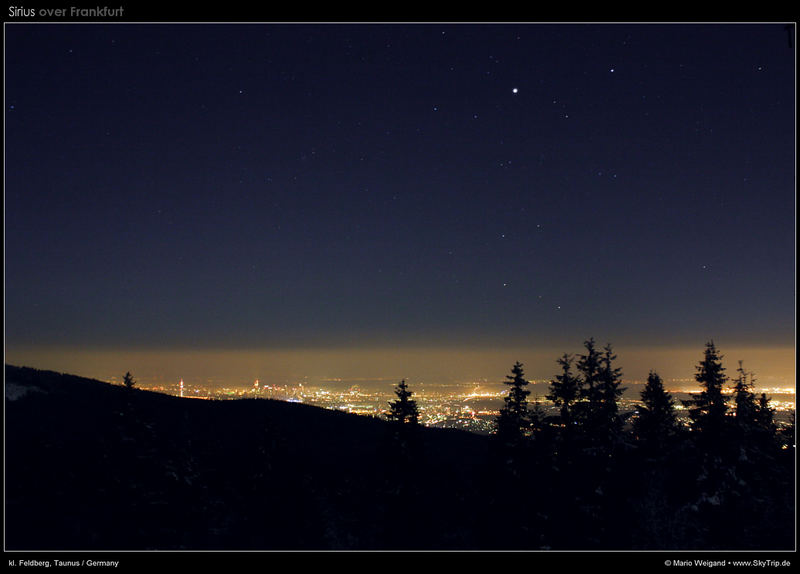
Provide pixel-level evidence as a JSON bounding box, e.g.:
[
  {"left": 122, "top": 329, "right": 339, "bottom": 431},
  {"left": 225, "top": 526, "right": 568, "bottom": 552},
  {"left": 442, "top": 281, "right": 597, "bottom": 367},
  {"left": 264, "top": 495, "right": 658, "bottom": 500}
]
[{"left": 5, "top": 382, "right": 46, "bottom": 401}]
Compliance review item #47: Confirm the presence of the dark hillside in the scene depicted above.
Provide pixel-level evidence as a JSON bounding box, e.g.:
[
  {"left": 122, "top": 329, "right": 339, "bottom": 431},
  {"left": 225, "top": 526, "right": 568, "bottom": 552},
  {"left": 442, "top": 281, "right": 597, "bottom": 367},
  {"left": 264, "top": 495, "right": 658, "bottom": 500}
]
[
  {"left": 7, "top": 363, "right": 794, "bottom": 552},
  {"left": 5, "top": 365, "right": 491, "bottom": 550}
]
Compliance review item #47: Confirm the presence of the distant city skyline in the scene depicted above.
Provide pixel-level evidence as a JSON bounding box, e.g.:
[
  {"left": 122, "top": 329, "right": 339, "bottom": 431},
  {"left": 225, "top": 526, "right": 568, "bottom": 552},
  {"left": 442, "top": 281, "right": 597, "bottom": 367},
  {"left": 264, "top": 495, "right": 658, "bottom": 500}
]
[{"left": 7, "top": 342, "right": 795, "bottom": 392}]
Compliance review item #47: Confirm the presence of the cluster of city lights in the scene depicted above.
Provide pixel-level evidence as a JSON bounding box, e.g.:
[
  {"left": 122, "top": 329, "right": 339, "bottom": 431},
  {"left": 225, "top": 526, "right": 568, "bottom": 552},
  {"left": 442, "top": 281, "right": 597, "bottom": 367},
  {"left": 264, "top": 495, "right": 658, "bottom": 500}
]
[{"left": 129, "top": 376, "right": 795, "bottom": 435}]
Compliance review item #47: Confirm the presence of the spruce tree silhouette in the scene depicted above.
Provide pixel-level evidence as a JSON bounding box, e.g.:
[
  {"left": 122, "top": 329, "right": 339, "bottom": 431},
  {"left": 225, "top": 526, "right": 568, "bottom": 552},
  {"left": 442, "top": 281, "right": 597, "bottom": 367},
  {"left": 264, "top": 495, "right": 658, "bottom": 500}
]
[
  {"left": 755, "top": 392, "right": 777, "bottom": 436},
  {"left": 575, "top": 338, "right": 603, "bottom": 444},
  {"left": 632, "top": 370, "right": 679, "bottom": 454},
  {"left": 740, "top": 389, "right": 792, "bottom": 549},
  {"left": 732, "top": 361, "right": 759, "bottom": 434},
  {"left": 721, "top": 364, "right": 787, "bottom": 549},
  {"left": 384, "top": 378, "right": 421, "bottom": 475},
  {"left": 122, "top": 371, "right": 136, "bottom": 389},
  {"left": 495, "top": 361, "right": 530, "bottom": 450},
  {"left": 628, "top": 370, "right": 687, "bottom": 549},
  {"left": 681, "top": 341, "right": 737, "bottom": 547},
  {"left": 746, "top": 389, "right": 781, "bottom": 469},
  {"left": 547, "top": 353, "right": 582, "bottom": 431},
  {"left": 596, "top": 343, "right": 625, "bottom": 450},
  {"left": 683, "top": 341, "right": 729, "bottom": 447},
  {"left": 386, "top": 379, "right": 419, "bottom": 425},
  {"left": 490, "top": 361, "right": 536, "bottom": 548},
  {"left": 381, "top": 379, "right": 423, "bottom": 548}
]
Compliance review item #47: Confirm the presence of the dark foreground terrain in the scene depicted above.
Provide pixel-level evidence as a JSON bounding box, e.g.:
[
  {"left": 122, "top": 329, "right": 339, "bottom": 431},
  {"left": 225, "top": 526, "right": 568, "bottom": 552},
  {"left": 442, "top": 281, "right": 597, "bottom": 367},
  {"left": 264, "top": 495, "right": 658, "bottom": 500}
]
[
  {"left": 5, "top": 364, "right": 795, "bottom": 551},
  {"left": 6, "top": 365, "right": 490, "bottom": 550}
]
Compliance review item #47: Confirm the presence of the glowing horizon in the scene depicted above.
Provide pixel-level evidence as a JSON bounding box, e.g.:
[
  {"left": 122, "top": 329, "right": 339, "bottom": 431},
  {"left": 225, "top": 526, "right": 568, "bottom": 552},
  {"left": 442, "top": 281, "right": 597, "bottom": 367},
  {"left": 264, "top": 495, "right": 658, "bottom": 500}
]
[{"left": 6, "top": 342, "right": 795, "bottom": 391}]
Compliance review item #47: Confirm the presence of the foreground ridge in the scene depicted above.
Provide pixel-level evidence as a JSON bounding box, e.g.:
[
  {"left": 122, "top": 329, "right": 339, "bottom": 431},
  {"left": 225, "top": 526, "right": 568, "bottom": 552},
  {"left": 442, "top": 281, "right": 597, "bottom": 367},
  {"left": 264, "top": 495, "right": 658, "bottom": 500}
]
[{"left": 5, "top": 362, "right": 794, "bottom": 551}]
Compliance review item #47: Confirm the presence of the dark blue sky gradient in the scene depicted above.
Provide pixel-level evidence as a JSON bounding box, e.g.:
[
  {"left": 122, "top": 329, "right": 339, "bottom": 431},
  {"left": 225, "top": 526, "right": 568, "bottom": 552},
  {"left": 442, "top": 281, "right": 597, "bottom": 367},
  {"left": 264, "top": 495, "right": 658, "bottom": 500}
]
[{"left": 5, "top": 23, "right": 795, "bottom": 355}]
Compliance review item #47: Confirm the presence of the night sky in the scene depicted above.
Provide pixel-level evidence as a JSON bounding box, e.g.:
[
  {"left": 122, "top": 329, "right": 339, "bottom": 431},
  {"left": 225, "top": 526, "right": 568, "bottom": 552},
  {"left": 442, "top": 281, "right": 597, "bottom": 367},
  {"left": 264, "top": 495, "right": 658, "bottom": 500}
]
[{"left": 4, "top": 23, "right": 796, "bottom": 385}]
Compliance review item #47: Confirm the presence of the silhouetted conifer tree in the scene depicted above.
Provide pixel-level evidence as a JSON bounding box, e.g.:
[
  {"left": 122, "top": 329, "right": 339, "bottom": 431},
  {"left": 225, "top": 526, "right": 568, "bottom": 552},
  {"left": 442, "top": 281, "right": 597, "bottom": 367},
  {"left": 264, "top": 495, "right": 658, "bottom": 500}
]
[
  {"left": 755, "top": 393, "right": 777, "bottom": 436},
  {"left": 681, "top": 341, "right": 736, "bottom": 546},
  {"left": 547, "top": 353, "right": 582, "bottom": 430},
  {"left": 574, "top": 338, "right": 603, "bottom": 438},
  {"left": 488, "top": 361, "right": 538, "bottom": 548},
  {"left": 633, "top": 370, "right": 678, "bottom": 453},
  {"left": 683, "top": 341, "right": 729, "bottom": 444},
  {"left": 576, "top": 338, "right": 602, "bottom": 406},
  {"left": 381, "top": 379, "right": 422, "bottom": 547},
  {"left": 731, "top": 366, "right": 779, "bottom": 460},
  {"left": 719, "top": 365, "right": 786, "bottom": 550},
  {"left": 543, "top": 352, "right": 583, "bottom": 539},
  {"left": 628, "top": 373, "right": 689, "bottom": 549},
  {"left": 386, "top": 379, "right": 419, "bottom": 425},
  {"left": 384, "top": 378, "right": 421, "bottom": 473},
  {"left": 495, "top": 361, "right": 530, "bottom": 446},
  {"left": 579, "top": 343, "right": 626, "bottom": 545},
  {"left": 749, "top": 391, "right": 781, "bottom": 459},
  {"left": 597, "top": 343, "right": 625, "bottom": 446},
  {"left": 574, "top": 338, "right": 624, "bottom": 451},
  {"left": 732, "top": 361, "right": 759, "bottom": 433},
  {"left": 122, "top": 371, "right": 136, "bottom": 389}
]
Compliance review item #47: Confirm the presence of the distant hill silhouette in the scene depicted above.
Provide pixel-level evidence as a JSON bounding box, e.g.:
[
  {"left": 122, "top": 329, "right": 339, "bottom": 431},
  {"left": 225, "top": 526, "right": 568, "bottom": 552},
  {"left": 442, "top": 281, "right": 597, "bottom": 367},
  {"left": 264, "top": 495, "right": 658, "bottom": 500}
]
[{"left": 5, "top": 365, "right": 491, "bottom": 550}]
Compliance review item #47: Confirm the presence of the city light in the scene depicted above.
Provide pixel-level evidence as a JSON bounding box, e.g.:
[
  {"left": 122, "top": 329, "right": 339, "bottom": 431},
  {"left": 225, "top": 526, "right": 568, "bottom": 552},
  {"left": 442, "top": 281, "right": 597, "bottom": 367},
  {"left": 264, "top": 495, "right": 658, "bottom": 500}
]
[{"left": 132, "top": 378, "right": 796, "bottom": 436}]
